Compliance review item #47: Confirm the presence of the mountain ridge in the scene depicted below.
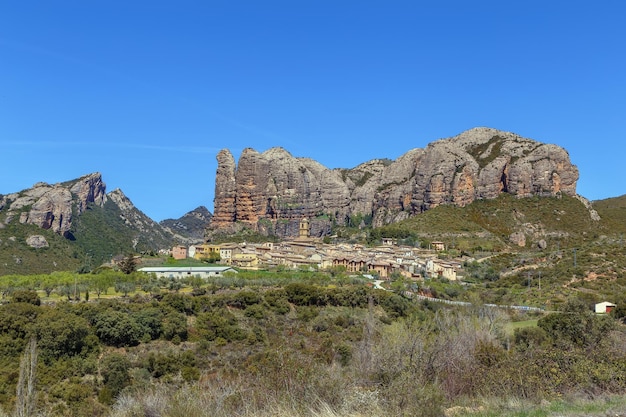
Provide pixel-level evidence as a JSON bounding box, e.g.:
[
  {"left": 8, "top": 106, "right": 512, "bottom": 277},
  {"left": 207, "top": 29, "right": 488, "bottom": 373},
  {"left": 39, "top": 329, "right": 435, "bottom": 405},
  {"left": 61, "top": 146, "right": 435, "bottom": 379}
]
[
  {"left": 0, "top": 173, "right": 208, "bottom": 274},
  {"left": 209, "top": 127, "right": 579, "bottom": 238}
]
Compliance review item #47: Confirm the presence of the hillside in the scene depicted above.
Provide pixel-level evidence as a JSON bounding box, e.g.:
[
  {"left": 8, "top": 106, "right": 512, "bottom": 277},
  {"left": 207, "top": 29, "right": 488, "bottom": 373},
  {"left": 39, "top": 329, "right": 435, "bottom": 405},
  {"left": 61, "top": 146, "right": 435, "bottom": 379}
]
[
  {"left": 383, "top": 193, "right": 626, "bottom": 309},
  {"left": 159, "top": 206, "right": 212, "bottom": 242},
  {"left": 0, "top": 174, "right": 184, "bottom": 275},
  {"left": 592, "top": 194, "right": 626, "bottom": 235}
]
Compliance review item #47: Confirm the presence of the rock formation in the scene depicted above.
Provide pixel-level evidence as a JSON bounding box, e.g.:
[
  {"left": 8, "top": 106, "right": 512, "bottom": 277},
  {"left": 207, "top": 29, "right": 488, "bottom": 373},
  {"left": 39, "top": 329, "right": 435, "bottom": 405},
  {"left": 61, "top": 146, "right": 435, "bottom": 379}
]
[
  {"left": 0, "top": 173, "right": 107, "bottom": 237},
  {"left": 210, "top": 127, "right": 579, "bottom": 237}
]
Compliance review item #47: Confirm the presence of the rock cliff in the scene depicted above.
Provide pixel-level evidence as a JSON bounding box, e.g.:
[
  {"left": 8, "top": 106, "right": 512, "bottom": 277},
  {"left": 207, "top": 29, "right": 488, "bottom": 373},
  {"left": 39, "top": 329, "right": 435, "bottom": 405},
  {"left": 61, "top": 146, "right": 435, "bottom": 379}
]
[
  {"left": 0, "top": 173, "right": 181, "bottom": 248},
  {"left": 209, "top": 127, "right": 579, "bottom": 237},
  {"left": 0, "top": 173, "right": 107, "bottom": 237}
]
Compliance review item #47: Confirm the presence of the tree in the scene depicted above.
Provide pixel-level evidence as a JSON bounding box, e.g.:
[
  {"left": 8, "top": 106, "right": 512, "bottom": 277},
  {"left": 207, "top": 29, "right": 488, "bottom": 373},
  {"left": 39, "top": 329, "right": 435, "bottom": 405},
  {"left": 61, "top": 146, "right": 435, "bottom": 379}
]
[
  {"left": 12, "top": 290, "right": 41, "bottom": 306},
  {"left": 100, "top": 353, "right": 131, "bottom": 400},
  {"left": 34, "top": 308, "right": 92, "bottom": 363},
  {"left": 15, "top": 337, "right": 38, "bottom": 417},
  {"left": 92, "top": 310, "right": 143, "bottom": 347},
  {"left": 118, "top": 254, "right": 137, "bottom": 275}
]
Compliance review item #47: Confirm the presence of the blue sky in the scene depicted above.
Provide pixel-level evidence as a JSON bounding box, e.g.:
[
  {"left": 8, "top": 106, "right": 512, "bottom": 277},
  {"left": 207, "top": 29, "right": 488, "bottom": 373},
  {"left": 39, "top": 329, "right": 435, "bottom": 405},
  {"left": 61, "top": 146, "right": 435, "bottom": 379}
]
[{"left": 1, "top": 1, "right": 625, "bottom": 221}]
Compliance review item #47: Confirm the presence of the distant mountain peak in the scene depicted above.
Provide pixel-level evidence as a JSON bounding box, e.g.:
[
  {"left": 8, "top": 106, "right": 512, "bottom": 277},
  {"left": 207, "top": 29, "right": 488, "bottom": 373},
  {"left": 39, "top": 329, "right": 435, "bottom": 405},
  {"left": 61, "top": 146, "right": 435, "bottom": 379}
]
[{"left": 160, "top": 206, "right": 212, "bottom": 242}]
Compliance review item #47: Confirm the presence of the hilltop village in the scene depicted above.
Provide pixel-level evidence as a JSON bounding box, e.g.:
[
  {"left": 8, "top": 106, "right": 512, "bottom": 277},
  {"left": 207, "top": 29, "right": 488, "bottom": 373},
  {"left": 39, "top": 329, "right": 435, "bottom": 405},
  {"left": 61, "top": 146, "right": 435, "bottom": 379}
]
[{"left": 165, "top": 218, "right": 463, "bottom": 282}]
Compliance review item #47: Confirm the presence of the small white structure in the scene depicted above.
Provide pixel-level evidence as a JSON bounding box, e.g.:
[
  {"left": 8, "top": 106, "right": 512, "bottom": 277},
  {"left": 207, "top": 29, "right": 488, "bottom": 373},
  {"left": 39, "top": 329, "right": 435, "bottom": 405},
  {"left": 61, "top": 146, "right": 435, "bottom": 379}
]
[
  {"left": 138, "top": 266, "right": 237, "bottom": 279},
  {"left": 595, "top": 301, "right": 617, "bottom": 314}
]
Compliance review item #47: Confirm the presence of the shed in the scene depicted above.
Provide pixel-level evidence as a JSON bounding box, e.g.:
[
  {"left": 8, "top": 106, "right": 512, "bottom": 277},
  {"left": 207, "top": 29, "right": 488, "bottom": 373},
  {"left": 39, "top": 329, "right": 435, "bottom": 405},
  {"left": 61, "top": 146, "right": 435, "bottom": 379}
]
[{"left": 595, "top": 301, "right": 617, "bottom": 314}]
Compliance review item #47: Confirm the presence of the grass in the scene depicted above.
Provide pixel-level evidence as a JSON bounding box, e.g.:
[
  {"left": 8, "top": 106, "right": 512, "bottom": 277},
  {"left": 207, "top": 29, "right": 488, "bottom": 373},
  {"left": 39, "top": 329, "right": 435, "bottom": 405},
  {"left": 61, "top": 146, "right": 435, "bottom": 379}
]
[
  {"left": 459, "top": 395, "right": 626, "bottom": 417},
  {"left": 504, "top": 319, "right": 538, "bottom": 336}
]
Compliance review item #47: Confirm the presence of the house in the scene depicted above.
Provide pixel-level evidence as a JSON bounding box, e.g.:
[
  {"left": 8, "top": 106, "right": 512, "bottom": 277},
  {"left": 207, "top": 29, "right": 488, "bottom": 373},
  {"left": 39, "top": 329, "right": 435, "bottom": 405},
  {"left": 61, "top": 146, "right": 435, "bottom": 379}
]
[
  {"left": 368, "top": 259, "right": 392, "bottom": 279},
  {"left": 595, "top": 301, "right": 617, "bottom": 314},
  {"left": 332, "top": 256, "right": 350, "bottom": 270},
  {"left": 426, "top": 259, "right": 458, "bottom": 281},
  {"left": 194, "top": 244, "right": 221, "bottom": 260},
  {"left": 347, "top": 257, "right": 367, "bottom": 274},
  {"left": 231, "top": 251, "right": 259, "bottom": 269},
  {"left": 381, "top": 237, "right": 397, "bottom": 246},
  {"left": 138, "top": 266, "right": 237, "bottom": 279},
  {"left": 171, "top": 245, "right": 188, "bottom": 260},
  {"left": 219, "top": 243, "right": 240, "bottom": 265},
  {"left": 430, "top": 241, "right": 445, "bottom": 251}
]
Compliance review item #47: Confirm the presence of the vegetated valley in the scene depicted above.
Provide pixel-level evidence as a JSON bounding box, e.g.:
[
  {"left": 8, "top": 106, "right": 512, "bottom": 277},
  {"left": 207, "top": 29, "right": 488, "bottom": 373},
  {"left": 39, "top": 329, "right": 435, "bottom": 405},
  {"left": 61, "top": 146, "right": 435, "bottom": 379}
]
[{"left": 1, "top": 194, "right": 626, "bottom": 416}]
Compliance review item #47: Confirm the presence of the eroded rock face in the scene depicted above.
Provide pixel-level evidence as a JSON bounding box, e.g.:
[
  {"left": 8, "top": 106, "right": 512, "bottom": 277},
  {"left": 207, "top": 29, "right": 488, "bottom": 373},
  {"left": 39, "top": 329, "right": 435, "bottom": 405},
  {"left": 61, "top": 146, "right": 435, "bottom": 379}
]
[
  {"left": 2, "top": 173, "right": 108, "bottom": 237},
  {"left": 210, "top": 127, "right": 580, "bottom": 237},
  {"left": 211, "top": 149, "right": 238, "bottom": 230},
  {"left": 70, "top": 172, "right": 107, "bottom": 214}
]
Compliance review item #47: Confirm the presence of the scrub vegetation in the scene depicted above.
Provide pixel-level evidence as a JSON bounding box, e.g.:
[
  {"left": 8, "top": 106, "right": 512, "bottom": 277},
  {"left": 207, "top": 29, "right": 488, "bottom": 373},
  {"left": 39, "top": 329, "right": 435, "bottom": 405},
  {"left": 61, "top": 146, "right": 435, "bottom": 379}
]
[{"left": 0, "top": 269, "right": 625, "bottom": 417}]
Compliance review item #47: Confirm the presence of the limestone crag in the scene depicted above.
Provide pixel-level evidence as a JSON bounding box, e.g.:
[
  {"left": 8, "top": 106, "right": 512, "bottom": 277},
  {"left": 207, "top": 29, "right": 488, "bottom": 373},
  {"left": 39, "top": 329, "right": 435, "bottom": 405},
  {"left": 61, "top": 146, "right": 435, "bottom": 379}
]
[
  {"left": 210, "top": 149, "right": 238, "bottom": 230},
  {"left": 0, "top": 173, "right": 107, "bottom": 237},
  {"left": 210, "top": 128, "right": 580, "bottom": 237},
  {"left": 70, "top": 172, "right": 107, "bottom": 214}
]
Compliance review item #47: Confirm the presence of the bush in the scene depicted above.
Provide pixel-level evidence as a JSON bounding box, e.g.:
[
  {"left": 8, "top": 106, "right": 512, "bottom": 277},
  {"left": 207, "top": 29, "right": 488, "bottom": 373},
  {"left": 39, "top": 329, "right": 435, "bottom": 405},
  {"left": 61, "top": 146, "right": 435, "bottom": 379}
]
[
  {"left": 133, "top": 307, "right": 164, "bottom": 341},
  {"left": 196, "top": 309, "right": 247, "bottom": 342},
  {"left": 34, "top": 308, "right": 92, "bottom": 363},
  {"left": 538, "top": 298, "right": 616, "bottom": 349},
  {"left": 11, "top": 290, "right": 40, "bottom": 306},
  {"left": 162, "top": 310, "right": 188, "bottom": 342},
  {"left": 92, "top": 310, "right": 144, "bottom": 347},
  {"left": 100, "top": 353, "right": 131, "bottom": 399}
]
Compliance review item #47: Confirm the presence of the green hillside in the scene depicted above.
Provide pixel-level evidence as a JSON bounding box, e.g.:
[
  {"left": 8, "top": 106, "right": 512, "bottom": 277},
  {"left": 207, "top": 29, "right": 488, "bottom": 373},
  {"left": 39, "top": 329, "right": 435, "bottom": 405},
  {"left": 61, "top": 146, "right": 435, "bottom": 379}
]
[
  {"left": 370, "top": 194, "right": 626, "bottom": 309},
  {"left": 0, "top": 199, "right": 172, "bottom": 276},
  {"left": 372, "top": 193, "right": 605, "bottom": 251}
]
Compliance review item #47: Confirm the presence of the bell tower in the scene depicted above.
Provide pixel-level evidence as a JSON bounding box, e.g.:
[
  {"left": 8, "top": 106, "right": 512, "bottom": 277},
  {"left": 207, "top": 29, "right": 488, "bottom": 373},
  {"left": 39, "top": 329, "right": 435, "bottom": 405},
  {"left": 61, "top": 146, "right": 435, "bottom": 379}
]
[{"left": 299, "top": 217, "right": 310, "bottom": 239}]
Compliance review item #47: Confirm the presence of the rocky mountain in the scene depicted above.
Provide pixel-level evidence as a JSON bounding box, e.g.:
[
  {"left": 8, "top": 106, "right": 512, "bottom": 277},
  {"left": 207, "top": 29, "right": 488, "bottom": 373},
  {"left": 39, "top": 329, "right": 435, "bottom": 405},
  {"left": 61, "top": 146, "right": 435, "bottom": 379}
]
[
  {"left": 160, "top": 206, "right": 212, "bottom": 242},
  {"left": 209, "top": 127, "right": 579, "bottom": 238},
  {"left": 0, "top": 173, "right": 180, "bottom": 274},
  {"left": 0, "top": 173, "right": 107, "bottom": 238}
]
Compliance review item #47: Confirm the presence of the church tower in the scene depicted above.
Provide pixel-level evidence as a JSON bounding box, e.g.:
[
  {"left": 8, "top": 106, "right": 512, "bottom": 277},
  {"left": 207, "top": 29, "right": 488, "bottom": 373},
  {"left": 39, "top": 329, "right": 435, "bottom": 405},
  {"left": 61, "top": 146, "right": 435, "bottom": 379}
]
[{"left": 299, "top": 217, "right": 310, "bottom": 239}]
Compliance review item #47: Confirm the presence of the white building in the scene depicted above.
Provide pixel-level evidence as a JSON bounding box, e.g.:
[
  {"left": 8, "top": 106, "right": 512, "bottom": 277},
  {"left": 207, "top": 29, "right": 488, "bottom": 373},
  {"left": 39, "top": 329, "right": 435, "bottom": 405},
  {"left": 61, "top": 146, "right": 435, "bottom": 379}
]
[
  {"left": 138, "top": 266, "right": 237, "bottom": 279},
  {"left": 595, "top": 301, "right": 617, "bottom": 314}
]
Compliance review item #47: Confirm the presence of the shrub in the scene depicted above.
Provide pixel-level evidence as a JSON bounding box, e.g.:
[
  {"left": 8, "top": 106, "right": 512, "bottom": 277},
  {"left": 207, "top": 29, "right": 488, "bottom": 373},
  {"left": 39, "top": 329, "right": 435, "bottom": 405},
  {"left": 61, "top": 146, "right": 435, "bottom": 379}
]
[
  {"left": 11, "top": 290, "right": 40, "bottom": 306},
  {"left": 92, "top": 310, "right": 144, "bottom": 347},
  {"left": 162, "top": 310, "right": 188, "bottom": 342},
  {"left": 196, "top": 309, "right": 247, "bottom": 342},
  {"left": 34, "top": 308, "right": 91, "bottom": 363},
  {"left": 100, "top": 353, "right": 131, "bottom": 399}
]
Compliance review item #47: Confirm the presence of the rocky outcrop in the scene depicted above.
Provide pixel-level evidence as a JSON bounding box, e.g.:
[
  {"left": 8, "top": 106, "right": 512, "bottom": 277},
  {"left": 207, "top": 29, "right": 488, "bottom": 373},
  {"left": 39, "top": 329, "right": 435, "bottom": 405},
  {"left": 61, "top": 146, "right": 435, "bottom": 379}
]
[
  {"left": 210, "top": 127, "right": 580, "bottom": 237},
  {"left": 26, "top": 235, "right": 49, "bottom": 248},
  {"left": 0, "top": 172, "right": 179, "bottom": 250},
  {"left": 0, "top": 173, "right": 107, "bottom": 237},
  {"left": 211, "top": 149, "right": 238, "bottom": 230},
  {"left": 70, "top": 172, "right": 107, "bottom": 214}
]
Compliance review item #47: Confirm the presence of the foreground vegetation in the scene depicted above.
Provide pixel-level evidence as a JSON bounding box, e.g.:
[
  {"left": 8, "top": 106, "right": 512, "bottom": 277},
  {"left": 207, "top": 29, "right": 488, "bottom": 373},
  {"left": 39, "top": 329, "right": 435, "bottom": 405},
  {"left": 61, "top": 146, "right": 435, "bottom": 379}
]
[
  {"left": 2, "top": 194, "right": 626, "bottom": 415},
  {"left": 0, "top": 267, "right": 625, "bottom": 417}
]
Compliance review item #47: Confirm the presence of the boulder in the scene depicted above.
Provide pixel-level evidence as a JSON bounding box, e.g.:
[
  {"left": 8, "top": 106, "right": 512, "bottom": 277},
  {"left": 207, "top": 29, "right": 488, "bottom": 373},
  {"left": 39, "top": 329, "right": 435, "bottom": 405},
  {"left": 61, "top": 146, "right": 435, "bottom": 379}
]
[{"left": 26, "top": 235, "right": 49, "bottom": 248}]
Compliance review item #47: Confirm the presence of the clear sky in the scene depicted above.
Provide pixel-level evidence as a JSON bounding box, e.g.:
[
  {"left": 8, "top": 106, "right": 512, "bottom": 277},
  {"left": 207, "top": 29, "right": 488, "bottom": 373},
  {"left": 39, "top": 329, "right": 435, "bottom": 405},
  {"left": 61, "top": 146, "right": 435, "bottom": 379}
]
[{"left": 1, "top": 1, "right": 625, "bottom": 221}]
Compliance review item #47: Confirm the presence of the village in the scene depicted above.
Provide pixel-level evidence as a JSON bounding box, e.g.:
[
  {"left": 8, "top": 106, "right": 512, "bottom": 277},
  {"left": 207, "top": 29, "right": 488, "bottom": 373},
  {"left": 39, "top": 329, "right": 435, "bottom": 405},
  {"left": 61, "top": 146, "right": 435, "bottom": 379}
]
[{"left": 160, "top": 217, "right": 464, "bottom": 282}]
